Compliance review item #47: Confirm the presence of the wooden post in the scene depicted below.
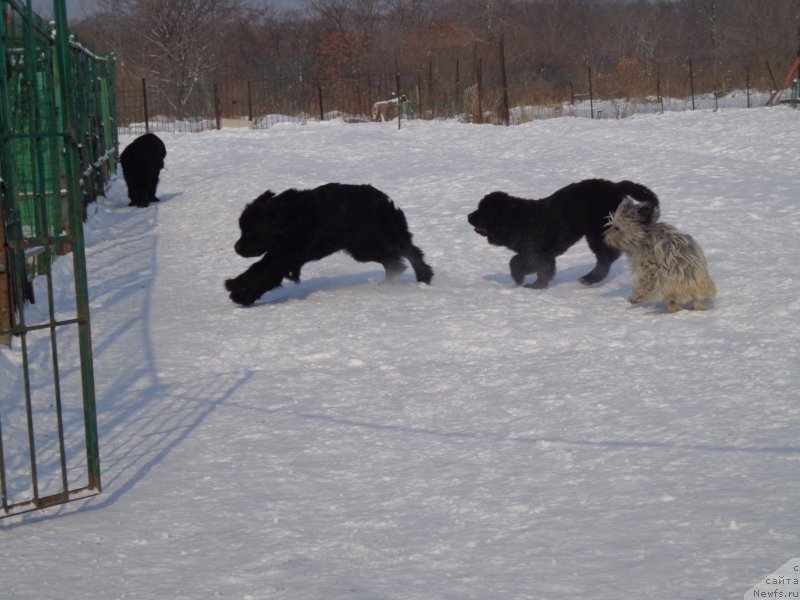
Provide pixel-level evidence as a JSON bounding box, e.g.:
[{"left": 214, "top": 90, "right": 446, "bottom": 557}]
[
  {"left": 588, "top": 64, "right": 594, "bottom": 119},
  {"left": 689, "top": 58, "right": 696, "bottom": 110},
  {"left": 318, "top": 82, "right": 324, "bottom": 121},
  {"left": 765, "top": 60, "right": 778, "bottom": 92},
  {"left": 499, "top": 34, "right": 510, "bottom": 125}
]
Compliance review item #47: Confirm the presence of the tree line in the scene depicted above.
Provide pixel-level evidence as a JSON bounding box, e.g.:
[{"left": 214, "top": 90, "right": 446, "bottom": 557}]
[{"left": 74, "top": 0, "right": 800, "bottom": 120}]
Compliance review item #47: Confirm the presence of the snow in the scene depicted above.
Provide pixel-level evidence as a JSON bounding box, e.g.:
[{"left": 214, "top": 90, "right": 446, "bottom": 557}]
[{"left": 2, "top": 107, "right": 800, "bottom": 599}]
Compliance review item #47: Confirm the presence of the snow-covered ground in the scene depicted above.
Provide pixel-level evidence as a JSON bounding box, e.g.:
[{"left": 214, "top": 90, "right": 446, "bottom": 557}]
[{"left": 2, "top": 107, "right": 799, "bottom": 599}]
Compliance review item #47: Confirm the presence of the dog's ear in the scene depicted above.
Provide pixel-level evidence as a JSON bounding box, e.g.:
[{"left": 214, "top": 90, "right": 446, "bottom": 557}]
[
  {"left": 250, "top": 190, "right": 276, "bottom": 208},
  {"left": 636, "top": 202, "right": 658, "bottom": 225},
  {"left": 481, "top": 191, "right": 514, "bottom": 217}
]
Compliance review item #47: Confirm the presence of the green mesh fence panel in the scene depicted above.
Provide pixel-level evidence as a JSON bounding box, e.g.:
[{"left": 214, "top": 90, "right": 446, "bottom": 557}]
[{"left": 1, "top": 0, "right": 115, "bottom": 518}]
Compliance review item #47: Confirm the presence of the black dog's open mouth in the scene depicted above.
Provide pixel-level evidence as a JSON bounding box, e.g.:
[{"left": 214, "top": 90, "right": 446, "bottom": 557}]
[{"left": 473, "top": 227, "right": 488, "bottom": 236}]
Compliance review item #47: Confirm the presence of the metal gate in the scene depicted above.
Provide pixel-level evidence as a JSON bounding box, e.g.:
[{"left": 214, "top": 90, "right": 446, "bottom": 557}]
[{"left": 0, "top": 0, "right": 117, "bottom": 518}]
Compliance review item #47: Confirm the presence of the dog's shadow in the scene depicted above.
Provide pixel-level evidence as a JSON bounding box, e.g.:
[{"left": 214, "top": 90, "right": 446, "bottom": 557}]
[
  {"left": 482, "top": 263, "right": 623, "bottom": 288},
  {"left": 118, "top": 192, "right": 182, "bottom": 209},
  {"left": 482, "top": 267, "right": 669, "bottom": 314},
  {"left": 254, "top": 270, "right": 392, "bottom": 305},
  {"left": 155, "top": 192, "right": 183, "bottom": 204},
  {"left": 482, "top": 272, "right": 515, "bottom": 285},
  {"left": 599, "top": 279, "right": 677, "bottom": 315}
]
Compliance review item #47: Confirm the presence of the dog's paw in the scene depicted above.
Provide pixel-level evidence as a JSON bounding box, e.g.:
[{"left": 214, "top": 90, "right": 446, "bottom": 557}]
[
  {"left": 629, "top": 294, "right": 643, "bottom": 304},
  {"left": 229, "top": 288, "right": 259, "bottom": 306},
  {"left": 524, "top": 280, "right": 549, "bottom": 290},
  {"left": 579, "top": 273, "right": 604, "bottom": 285},
  {"left": 224, "top": 278, "right": 240, "bottom": 292}
]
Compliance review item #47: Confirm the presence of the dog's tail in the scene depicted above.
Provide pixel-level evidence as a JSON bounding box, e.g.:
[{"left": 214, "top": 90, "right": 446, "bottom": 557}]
[
  {"left": 402, "top": 242, "right": 434, "bottom": 284},
  {"left": 617, "top": 180, "right": 660, "bottom": 221},
  {"left": 379, "top": 197, "right": 434, "bottom": 284}
]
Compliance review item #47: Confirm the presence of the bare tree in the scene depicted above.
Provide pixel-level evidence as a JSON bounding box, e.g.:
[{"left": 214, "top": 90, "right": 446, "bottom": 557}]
[
  {"left": 307, "top": 0, "right": 389, "bottom": 33},
  {"left": 73, "top": 0, "right": 800, "bottom": 121},
  {"left": 94, "top": 0, "right": 243, "bottom": 117}
]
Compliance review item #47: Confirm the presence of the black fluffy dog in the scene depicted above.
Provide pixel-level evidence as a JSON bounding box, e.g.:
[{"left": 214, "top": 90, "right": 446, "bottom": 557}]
[
  {"left": 468, "top": 178, "right": 659, "bottom": 289},
  {"left": 225, "top": 183, "right": 434, "bottom": 305},
  {"left": 120, "top": 133, "right": 166, "bottom": 207}
]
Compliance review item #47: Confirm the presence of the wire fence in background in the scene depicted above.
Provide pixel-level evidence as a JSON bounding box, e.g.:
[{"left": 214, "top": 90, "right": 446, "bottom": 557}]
[{"left": 115, "top": 49, "right": 794, "bottom": 135}]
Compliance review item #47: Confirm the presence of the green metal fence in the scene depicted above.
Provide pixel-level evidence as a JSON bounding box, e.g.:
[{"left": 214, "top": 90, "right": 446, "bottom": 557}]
[{"left": 1, "top": 0, "right": 116, "bottom": 518}]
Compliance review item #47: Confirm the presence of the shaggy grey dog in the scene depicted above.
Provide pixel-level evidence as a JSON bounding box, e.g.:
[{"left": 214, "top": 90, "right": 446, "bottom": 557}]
[{"left": 604, "top": 197, "right": 716, "bottom": 313}]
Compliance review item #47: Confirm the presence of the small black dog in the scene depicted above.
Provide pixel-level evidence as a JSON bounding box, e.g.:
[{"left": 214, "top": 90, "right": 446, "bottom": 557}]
[
  {"left": 468, "top": 178, "right": 659, "bottom": 289},
  {"left": 225, "top": 183, "right": 434, "bottom": 305},
  {"left": 120, "top": 133, "right": 166, "bottom": 207}
]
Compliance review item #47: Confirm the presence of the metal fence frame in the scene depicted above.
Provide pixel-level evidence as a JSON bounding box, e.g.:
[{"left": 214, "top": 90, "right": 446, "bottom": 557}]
[{"left": 1, "top": 0, "right": 115, "bottom": 518}]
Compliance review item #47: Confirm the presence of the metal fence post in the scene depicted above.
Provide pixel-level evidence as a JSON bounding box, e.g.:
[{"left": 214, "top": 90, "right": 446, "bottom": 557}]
[
  {"left": 476, "top": 58, "right": 483, "bottom": 124},
  {"left": 213, "top": 82, "right": 221, "bottom": 130},
  {"left": 142, "top": 78, "right": 150, "bottom": 133},
  {"left": 656, "top": 68, "right": 663, "bottom": 114},
  {"left": 455, "top": 58, "right": 460, "bottom": 113},
  {"left": 395, "top": 67, "right": 402, "bottom": 130},
  {"left": 0, "top": 216, "right": 10, "bottom": 347},
  {"left": 428, "top": 58, "right": 434, "bottom": 119},
  {"left": 53, "top": 0, "right": 101, "bottom": 495},
  {"left": 746, "top": 66, "right": 751, "bottom": 108},
  {"left": 247, "top": 79, "right": 253, "bottom": 120}
]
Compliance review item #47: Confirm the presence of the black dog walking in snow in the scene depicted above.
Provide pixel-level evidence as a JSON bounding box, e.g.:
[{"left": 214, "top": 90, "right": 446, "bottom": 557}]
[
  {"left": 468, "top": 178, "right": 660, "bottom": 289},
  {"left": 225, "top": 183, "right": 434, "bottom": 306},
  {"left": 120, "top": 133, "right": 167, "bottom": 208}
]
